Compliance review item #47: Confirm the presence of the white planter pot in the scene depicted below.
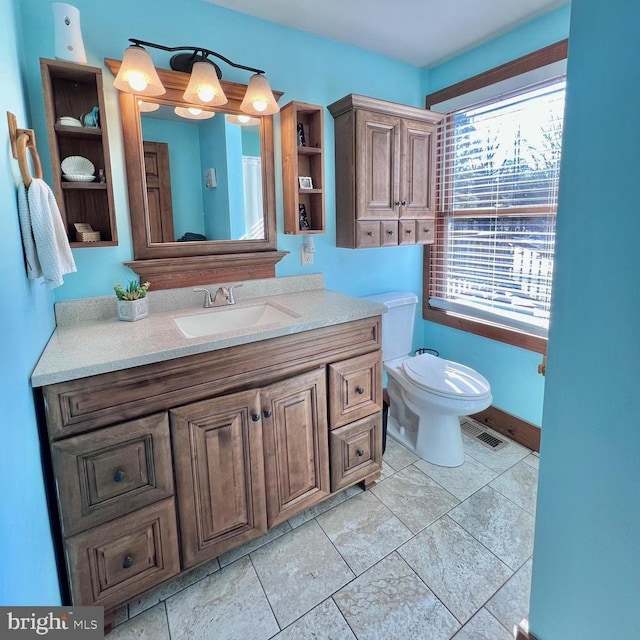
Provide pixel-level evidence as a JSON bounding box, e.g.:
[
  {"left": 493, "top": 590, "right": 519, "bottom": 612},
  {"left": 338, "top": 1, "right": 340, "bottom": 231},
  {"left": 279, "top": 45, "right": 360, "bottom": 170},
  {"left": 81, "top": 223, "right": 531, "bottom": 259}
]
[{"left": 117, "top": 298, "right": 149, "bottom": 322}]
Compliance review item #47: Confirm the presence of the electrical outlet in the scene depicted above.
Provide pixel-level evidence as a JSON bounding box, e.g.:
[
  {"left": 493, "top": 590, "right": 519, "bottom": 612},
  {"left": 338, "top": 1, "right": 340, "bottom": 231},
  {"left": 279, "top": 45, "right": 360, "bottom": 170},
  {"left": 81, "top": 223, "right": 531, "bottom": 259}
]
[{"left": 301, "top": 245, "right": 314, "bottom": 266}]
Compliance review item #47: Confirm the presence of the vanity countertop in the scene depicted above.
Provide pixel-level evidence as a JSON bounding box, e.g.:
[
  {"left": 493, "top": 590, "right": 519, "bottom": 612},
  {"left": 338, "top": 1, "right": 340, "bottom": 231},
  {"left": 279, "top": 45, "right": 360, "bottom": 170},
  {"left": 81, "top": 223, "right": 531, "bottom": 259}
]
[{"left": 32, "top": 279, "right": 386, "bottom": 387}]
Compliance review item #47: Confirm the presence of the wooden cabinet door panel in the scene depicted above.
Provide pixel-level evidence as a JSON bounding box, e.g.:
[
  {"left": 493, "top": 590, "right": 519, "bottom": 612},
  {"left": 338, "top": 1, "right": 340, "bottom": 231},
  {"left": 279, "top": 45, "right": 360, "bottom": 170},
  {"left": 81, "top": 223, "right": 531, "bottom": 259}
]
[
  {"left": 399, "top": 120, "right": 436, "bottom": 218},
  {"left": 356, "top": 110, "right": 400, "bottom": 219},
  {"left": 170, "top": 390, "right": 267, "bottom": 568},
  {"left": 261, "top": 369, "right": 330, "bottom": 527}
]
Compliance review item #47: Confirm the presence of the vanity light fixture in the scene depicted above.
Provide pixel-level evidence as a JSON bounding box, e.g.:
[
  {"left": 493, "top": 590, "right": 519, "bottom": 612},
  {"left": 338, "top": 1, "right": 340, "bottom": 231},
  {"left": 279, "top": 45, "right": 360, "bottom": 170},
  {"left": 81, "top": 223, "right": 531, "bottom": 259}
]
[
  {"left": 113, "top": 38, "right": 280, "bottom": 115},
  {"left": 137, "top": 100, "right": 159, "bottom": 113},
  {"left": 226, "top": 114, "right": 260, "bottom": 126},
  {"left": 174, "top": 106, "right": 216, "bottom": 120}
]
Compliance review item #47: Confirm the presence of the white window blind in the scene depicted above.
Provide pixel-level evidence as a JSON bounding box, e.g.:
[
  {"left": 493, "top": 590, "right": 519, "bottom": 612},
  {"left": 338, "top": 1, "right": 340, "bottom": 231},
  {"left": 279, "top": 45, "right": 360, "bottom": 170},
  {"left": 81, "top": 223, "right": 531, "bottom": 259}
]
[{"left": 429, "top": 78, "right": 565, "bottom": 337}]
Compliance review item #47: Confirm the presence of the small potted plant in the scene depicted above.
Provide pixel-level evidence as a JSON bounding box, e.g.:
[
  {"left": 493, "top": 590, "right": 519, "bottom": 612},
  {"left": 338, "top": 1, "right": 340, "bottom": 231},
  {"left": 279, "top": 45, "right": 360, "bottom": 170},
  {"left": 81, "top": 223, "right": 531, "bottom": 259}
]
[{"left": 114, "top": 280, "right": 151, "bottom": 322}]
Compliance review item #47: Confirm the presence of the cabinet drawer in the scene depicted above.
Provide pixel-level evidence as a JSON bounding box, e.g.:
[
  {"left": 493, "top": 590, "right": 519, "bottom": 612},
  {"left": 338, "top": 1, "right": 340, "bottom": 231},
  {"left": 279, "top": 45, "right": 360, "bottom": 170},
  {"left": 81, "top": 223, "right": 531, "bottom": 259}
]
[
  {"left": 52, "top": 413, "right": 173, "bottom": 536},
  {"left": 356, "top": 221, "right": 381, "bottom": 248},
  {"left": 330, "top": 414, "right": 383, "bottom": 492},
  {"left": 65, "top": 498, "right": 180, "bottom": 609},
  {"left": 416, "top": 219, "right": 435, "bottom": 244},
  {"left": 380, "top": 220, "right": 398, "bottom": 246},
  {"left": 328, "top": 352, "right": 383, "bottom": 429},
  {"left": 399, "top": 220, "right": 416, "bottom": 245}
]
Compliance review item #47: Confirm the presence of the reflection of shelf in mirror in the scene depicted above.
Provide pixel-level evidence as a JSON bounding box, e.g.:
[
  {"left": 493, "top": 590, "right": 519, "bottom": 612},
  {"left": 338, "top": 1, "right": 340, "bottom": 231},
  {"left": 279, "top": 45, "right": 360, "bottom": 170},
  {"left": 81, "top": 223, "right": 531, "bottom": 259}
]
[
  {"left": 61, "top": 182, "right": 106, "bottom": 190},
  {"left": 297, "top": 146, "right": 322, "bottom": 155}
]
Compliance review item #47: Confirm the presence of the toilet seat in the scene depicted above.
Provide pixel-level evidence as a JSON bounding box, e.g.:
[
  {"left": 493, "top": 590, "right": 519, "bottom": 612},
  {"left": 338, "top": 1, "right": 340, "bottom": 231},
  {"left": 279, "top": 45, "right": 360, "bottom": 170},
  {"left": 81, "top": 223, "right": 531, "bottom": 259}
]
[{"left": 400, "top": 353, "right": 490, "bottom": 400}]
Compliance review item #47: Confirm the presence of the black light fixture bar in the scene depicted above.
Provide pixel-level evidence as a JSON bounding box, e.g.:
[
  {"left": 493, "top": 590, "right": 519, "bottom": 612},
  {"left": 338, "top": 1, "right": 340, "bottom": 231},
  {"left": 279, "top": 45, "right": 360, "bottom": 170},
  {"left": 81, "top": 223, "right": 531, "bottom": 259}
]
[{"left": 128, "top": 38, "right": 266, "bottom": 78}]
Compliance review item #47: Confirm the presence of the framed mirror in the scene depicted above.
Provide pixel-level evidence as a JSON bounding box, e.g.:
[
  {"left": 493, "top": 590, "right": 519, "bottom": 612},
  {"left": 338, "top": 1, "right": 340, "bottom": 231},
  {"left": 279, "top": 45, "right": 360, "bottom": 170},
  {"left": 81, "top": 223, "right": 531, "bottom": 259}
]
[{"left": 105, "top": 59, "right": 287, "bottom": 289}]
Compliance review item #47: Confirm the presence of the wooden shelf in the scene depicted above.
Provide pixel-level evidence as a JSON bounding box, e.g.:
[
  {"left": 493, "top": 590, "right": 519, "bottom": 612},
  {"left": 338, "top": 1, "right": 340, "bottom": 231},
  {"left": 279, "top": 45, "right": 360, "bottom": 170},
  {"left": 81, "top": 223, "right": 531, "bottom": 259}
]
[
  {"left": 281, "top": 101, "right": 325, "bottom": 235},
  {"left": 40, "top": 58, "right": 117, "bottom": 245}
]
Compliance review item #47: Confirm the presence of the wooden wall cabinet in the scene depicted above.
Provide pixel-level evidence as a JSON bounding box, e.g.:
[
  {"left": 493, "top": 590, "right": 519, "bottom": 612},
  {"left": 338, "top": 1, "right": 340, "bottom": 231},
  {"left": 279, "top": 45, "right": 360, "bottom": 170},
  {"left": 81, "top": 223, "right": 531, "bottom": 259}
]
[
  {"left": 40, "top": 58, "right": 117, "bottom": 246},
  {"left": 281, "top": 101, "right": 325, "bottom": 234},
  {"left": 328, "top": 94, "right": 443, "bottom": 248},
  {"left": 39, "top": 317, "right": 382, "bottom": 622}
]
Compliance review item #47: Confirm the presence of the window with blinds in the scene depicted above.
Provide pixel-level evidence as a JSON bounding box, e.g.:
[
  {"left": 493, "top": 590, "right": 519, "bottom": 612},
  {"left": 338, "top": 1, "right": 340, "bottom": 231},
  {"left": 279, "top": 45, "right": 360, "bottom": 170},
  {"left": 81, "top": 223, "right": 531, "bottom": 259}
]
[{"left": 429, "top": 78, "right": 565, "bottom": 337}]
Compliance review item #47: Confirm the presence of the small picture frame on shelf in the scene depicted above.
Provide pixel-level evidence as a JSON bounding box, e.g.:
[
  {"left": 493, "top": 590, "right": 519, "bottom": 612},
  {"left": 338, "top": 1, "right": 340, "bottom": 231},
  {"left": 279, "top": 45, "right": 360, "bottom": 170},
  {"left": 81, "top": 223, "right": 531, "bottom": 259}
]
[
  {"left": 297, "top": 122, "right": 306, "bottom": 146},
  {"left": 299, "top": 176, "right": 313, "bottom": 189},
  {"left": 299, "top": 204, "right": 310, "bottom": 230}
]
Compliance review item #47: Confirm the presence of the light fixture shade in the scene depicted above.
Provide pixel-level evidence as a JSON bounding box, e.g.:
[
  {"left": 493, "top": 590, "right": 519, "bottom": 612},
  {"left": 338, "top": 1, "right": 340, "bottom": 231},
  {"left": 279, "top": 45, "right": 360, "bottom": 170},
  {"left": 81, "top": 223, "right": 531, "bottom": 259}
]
[
  {"left": 174, "top": 106, "right": 216, "bottom": 120},
  {"left": 226, "top": 114, "right": 260, "bottom": 126},
  {"left": 183, "top": 61, "right": 228, "bottom": 106},
  {"left": 240, "top": 74, "right": 279, "bottom": 116},
  {"left": 138, "top": 100, "right": 160, "bottom": 112},
  {"left": 113, "top": 45, "right": 166, "bottom": 96}
]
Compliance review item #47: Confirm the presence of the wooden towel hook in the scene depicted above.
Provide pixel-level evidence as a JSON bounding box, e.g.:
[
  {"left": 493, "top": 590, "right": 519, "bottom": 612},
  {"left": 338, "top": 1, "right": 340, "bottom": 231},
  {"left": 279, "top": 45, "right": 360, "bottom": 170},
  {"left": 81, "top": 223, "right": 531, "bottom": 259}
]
[{"left": 7, "top": 111, "right": 43, "bottom": 188}]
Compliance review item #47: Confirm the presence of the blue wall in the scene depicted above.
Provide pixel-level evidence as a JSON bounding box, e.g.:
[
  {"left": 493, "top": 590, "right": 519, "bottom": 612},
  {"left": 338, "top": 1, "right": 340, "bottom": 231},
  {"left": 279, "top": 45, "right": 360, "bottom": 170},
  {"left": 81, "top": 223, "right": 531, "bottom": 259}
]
[
  {"left": 530, "top": 1, "right": 640, "bottom": 637},
  {"left": 0, "top": 0, "right": 60, "bottom": 606}
]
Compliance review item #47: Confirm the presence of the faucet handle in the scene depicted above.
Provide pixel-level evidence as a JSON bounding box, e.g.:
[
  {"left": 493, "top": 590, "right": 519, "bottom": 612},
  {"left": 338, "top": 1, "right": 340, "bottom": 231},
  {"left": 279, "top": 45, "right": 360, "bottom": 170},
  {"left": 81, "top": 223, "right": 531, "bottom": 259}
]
[
  {"left": 227, "top": 283, "right": 243, "bottom": 304},
  {"left": 193, "top": 288, "right": 213, "bottom": 308}
]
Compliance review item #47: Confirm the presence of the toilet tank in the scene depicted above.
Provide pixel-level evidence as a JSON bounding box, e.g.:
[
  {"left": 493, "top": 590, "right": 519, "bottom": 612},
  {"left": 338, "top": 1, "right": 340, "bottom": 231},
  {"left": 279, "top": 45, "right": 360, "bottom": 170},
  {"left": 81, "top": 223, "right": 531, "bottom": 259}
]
[{"left": 363, "top": 291, "right": 418, "bottom": 362}]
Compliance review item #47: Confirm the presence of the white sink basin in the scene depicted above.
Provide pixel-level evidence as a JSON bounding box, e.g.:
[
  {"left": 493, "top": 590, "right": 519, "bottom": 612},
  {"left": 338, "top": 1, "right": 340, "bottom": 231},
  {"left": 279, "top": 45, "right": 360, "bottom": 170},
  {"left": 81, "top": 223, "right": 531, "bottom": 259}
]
[{"left": 174, "top": 302, "right": 299, "bottom": 339}]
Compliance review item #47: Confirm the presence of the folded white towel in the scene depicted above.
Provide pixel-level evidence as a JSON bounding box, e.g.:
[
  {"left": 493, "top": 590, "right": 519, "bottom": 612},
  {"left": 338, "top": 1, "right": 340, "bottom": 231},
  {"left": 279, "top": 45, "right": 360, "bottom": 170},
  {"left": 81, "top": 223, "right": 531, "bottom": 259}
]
[{"left": 17, "top": 179, "right": 77, "bottom": 288}]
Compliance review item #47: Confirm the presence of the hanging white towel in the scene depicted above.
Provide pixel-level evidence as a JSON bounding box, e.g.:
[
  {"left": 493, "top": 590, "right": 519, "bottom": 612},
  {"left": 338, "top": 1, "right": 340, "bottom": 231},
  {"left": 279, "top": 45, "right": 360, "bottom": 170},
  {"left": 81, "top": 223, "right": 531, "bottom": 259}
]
[{"left": 17, "top": 178, "right": 76, "bottom": 288}]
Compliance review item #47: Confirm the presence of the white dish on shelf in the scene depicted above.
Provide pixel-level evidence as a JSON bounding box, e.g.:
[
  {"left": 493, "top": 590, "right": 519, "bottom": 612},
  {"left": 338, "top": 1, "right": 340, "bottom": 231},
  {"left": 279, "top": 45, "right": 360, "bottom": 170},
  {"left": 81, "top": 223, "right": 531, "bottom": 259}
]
[
  {"left": 63, "top": 174, "right": 96, "bottom": 182},
  {"left": 56, "top": 116, "right": 83, "bottom": 127},
  {"left": 61, "top": 155, "right": 94, "bottom": 176}
]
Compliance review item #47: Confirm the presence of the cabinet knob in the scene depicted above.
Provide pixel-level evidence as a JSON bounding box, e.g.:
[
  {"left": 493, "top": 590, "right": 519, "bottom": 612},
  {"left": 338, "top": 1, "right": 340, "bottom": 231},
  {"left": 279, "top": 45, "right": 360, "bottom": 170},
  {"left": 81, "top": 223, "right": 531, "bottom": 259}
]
[
  {"left": 405, "top": 228, "right": 412, "bottom": 234},
  {"left": 387, "top": 230, "right": 394, "bottom": 236},
  {"left": 401, "top": 200, "right": 407, "bottom": 206},
  {"left": 251, "top": 413, "right": 260, "bottom": 422},
  {"left": 423, "top": 228, "right": 430, "bottom": 233},
  {"left": 394, "top": 201, "right": 401, "bottom": 206},
  {"left": 263, "top": 409, "right": 272, "bottom": 418},
  {"left": 367, "top": 231, "right": 373, "bottom": 236},
  {"left": 122, "top": 556, "right": 134, "bottom": 569},
  {"left": 355, "top": 386, "right": 365, "bottom": 394},
  {"left": 113, "top": 470, "right": 125, "bottom": 483},
  {"left": 356, "top": 449, "right": 365, "bottom": 457}
]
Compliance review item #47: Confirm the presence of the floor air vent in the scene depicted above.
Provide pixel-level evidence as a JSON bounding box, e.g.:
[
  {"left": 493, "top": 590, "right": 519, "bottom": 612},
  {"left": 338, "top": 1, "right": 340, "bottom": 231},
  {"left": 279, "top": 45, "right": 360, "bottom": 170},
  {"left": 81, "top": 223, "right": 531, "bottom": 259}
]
[{"left": 461, "top": 418, "right": 508, "bottom": 451}]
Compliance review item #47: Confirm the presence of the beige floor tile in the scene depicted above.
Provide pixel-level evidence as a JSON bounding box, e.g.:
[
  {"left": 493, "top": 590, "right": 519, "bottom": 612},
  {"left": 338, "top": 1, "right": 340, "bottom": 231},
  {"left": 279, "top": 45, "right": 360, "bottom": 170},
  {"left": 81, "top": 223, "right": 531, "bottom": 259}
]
[
  {"left": 334, "top": 552, "right": 460, "bottom": 640},
  {"left": 398, "top": 516, "right": 512, "bottom": 624},
  {"left": 273, "top": 599, "right": 356, "bottom": 640},
  {"left": 413, "top": 454, "right": 498, "bottom": 501},
  {"left": 218, "top": 521, "right": 291, "bottom": 566},
  {"left": 449, "top": 486, "right": 535, "bottom": 570},
  {"left": 490, "top": 460, "right": 538, "bottom": 515},
  {"left": 128, "top": 557, "right": 219, "bottom": 618},
  {"left": 287, "top": 492, "right": 348, "bottom": 529},
  {"left": 107, "top": 603, "right": 169, "bottom": 640},
  {"left": 250, "top": 520, "right": 354, "bottom": 628},
  {"left": 462, "top": 432, "right": 530, "bottom": 473},
  {"left": 317, "top": 490, "right": 413, "bottom": 575},
  {"left": 379, "top": 459, "right": 396, "bottom": 480},
  {"left": 383, "top": 437, "right": 419, "bottom": 471},
  {"left": 165, "top": 556, "right": 278, "bottom": 640},
  {"left": 486, "top": 558, "right": 533, "bottom": 633},
  {"left": 523, "top": 453, "right": 540, "bottom": 470},
  {"left": 451, "top": 607, "right": 513, "bottom": 640},
  {"left": 371, "top": 464, "right": 459, "bottom": 533}
]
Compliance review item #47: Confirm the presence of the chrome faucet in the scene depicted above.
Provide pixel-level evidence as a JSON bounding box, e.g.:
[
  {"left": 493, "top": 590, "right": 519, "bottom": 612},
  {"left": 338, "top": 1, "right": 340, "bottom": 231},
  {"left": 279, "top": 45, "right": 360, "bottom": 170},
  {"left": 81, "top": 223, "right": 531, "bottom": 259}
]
[{"left": 193, "top": 284, "right": 243, "bottom": 308}]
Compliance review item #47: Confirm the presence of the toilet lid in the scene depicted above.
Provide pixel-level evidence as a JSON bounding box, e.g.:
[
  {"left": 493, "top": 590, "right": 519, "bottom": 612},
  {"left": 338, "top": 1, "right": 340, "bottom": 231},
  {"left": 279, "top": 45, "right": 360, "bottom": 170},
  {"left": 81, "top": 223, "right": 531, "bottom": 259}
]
[{"left": 401, "top": 353, "right": 491, "bottom": 399}]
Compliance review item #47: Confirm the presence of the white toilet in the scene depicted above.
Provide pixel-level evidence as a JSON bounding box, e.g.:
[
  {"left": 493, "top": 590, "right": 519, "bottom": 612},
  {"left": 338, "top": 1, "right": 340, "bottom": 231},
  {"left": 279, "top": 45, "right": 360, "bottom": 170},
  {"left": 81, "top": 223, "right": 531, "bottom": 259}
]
[{"left": 365, "top": 291, "right": 492, "bottom": 467}]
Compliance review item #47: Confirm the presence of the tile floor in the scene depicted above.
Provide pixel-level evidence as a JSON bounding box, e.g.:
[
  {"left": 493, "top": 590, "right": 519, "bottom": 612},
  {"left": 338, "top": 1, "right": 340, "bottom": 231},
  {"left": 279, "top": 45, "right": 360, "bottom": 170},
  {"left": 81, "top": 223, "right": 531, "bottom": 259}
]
[{"left": 109, "top": 419, "right": 538, "bottom": 640}]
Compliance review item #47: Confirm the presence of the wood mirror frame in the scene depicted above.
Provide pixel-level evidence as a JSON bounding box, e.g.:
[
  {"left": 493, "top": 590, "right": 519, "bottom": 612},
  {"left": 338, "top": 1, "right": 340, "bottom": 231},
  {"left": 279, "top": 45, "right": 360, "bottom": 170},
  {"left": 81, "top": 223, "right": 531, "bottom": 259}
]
[{"left": 105, "top": 58, "right": 287, "bottom": 289}]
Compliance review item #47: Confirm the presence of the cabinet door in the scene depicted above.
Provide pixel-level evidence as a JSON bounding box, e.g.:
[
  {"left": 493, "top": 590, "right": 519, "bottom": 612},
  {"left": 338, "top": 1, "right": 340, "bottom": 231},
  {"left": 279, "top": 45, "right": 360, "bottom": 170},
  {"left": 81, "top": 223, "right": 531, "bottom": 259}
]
[
  {"left": 261, "top": 369, "right": 330, "bottom": 527},
  {"left": 356, "top": 110, "right": 401, "bottom": 219},
  {"left": 399, "top": 119, "right": 437, "bottom": 218},
  {"left": 170, "top": 390, "right": 267, "bottom": 568}
]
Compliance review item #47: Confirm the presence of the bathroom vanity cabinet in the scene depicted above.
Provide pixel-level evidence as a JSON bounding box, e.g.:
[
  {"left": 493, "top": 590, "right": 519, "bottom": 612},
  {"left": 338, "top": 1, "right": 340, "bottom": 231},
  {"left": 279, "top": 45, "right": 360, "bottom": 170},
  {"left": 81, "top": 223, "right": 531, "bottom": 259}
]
[
  {"left": 328, "top": 94, "right": 443, "bottom": 248},
  {"left": 38, "top": 315, "right": 382, "bottom": 618}
]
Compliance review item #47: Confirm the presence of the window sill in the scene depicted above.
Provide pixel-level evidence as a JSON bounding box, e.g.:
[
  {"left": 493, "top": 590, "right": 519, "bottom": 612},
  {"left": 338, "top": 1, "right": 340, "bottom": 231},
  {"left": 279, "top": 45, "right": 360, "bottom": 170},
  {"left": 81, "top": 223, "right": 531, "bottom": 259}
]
[{"left": 422, "top": 304, "right": 547, "bottom": 354}]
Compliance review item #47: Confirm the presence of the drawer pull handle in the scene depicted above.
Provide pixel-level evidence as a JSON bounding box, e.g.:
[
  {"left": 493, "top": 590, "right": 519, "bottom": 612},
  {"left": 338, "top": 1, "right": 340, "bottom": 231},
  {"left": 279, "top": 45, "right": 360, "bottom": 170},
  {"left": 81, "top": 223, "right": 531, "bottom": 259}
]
[
  {"left": 423, "top": 228, "right": 430, "bottom": 233},
  {"left": 406, "top": 229, "right": 412, "bottom": 234},
  {"left": 263, "top": 409, "right": 272, "bottom": 418},
  {"left": 122, "top": 556, "right": 134, "bottom": 569},
  {"left": 355, "top": 386, "right": 365, "bottom": 394},
  {"left": 251, "top": 413, "right": 260, "bottom": 422},
  {"left": 387, "top": 230, "right": 394, "bottom": 236},
  {"left": 367, "top": 231, "right": 373, "bottom": 236},
  {"left": 113, "top": 470, "right": 125, "bottom": 483},
  {"left": 356, "top": 449, "right": 365, "bottom": 457}
]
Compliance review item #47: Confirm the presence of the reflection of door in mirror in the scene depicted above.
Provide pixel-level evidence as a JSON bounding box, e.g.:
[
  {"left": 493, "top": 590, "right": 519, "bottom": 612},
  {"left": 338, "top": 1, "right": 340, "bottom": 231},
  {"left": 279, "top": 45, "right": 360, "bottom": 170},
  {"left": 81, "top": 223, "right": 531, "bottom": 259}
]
[
  {"left": 140, "top": 102, "right": 265, "bottom": 242},
  {"left": 143, "top": 141, "right": 175, "bottom": 243}
]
